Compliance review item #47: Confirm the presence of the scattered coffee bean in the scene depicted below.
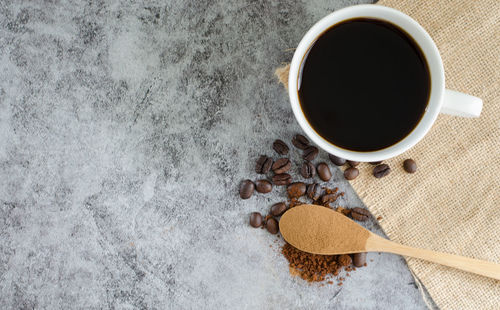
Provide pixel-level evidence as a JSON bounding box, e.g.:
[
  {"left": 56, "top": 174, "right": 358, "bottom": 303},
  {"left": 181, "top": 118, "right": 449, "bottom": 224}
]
[
  {"left": 353, "top": 252, "right": 367, "bottom": 267},
  {"left": 300, "top": 161, "right": 316, "bottom": 179},
  {"left": 272, "top": 139, "right": 289, "bottom": 155},
  {"left": 287, "top": 182, "right": 307, "bottom": 198},
  {"left": 317, "top": 162, "right": 332, "bottom": 181},
  {"left": 344, "top": 167, "right": 359, "bottom": 180},
  {"left": 246, "top": 136, "right": 369, "bottom": 282},
  {"left": 303, "top": 146, "right": 319, "bottom": 161},
  {"left": 347, "top": 160, "right": 360, "bottom": 167},
  {"left": 255, "top": 179, "right": 272, "bottom": 193},
  {"left": 270, "top": 202, "right": 287, "bottom": 216},
  {"left": 292, "top": 134, "right": 309, "bottom": 149},
  {"left": 249, "top": 212, "right": 263, "bottom": 228},
  {"left": 266, "top": 217, "right": 279, "bottom": 234},
  {"left": 255, "top": 155, "right": 273, "bottom": 174},
  {"left": 403, "top": 159, "right": 417, "bottom": 173},
  {"left": 369, "top": 161, "right": 382, "bottom": 165},
  {"left": 239, "top": 179, "right": 255, "bottom": 199},
  {"left": 272, "top": 173, "right": 292, "bottom": 185},
  {"left": 373, "top": 164, "right": 390, "bottom": 178},
  {"left": 306, "top": 183, "right": 324, "bottom": 200},
  {"left": 329, "top": 154, "right": 346, "bottom": 166},
  {"left": 272, "top": 158, "right": 291, "bottom": 174},
  {"left": 337, "top": 254, "right": 352, "bottom": 266},
  {"left": 351, "top": 207, "right": 370, "bottom": 221}
]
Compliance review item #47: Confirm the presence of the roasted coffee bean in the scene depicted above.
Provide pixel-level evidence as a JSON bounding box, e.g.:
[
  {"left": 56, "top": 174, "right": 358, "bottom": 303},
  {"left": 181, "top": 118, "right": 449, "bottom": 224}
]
[
  {"left": 255, "top": 179, "right": 272, "bottom": 193},
  {"left": 300, "top": 161, "right": 316, "bottom": 179},
  {"left": 272, "top": 158, "right": 291, "bottom": 174},
  {"left": 272, "top": 139, "right": 289, "bottom": 155},
  {"left": 306, "top": 183, "right": 324, "bottom": 200},
  {"left": 270, "top": 202, "right": 287, "bottom": 216},
  {"left": 266, "top": 217, "right": 279, "bottom": 234},
  {"left": 287, "top": 182, "right": 307, "bottom": 198},
  {"left": 292, "top": 134, "right": 309, "bottom": 149},
  {"left": 255, "top": 155, "right": 273, "bottom": 174},
  {"left": 317, "top": 162, "right": 332, "bottom": 181},
  {"left": 337, "top": 254, "right": 352, "bottom": 266},
  {"left": 329, "top": 154, "right": 346, "bottom": 166},
  {"left": 249, "top": 212, "right": 263, "bottom": 228},
  {"left": 369, "top": 161, "right": 382, "bottom": 165},
  {"left": 239, "top": 180, "right": 255, "bottom": 199},
  {"left": 303, "top": 146, "right": 319, "bottom": 161},
  {"left": 344, "top": 167, "right": 359, "bottom": 180},
  {"left": 353, "top": 252, "right": 367, "bottom": 267},
  {"left": 373, "top": 164, "right": 391, "bottom": 178},
  {"left": 272, "top": 173, "right": 292, "bottom": 185},
  {"left": 347, "top": 160, "right": 360, "bottom": 167},
  {"left": 403, "top": 159, "right": 417, "bottom": 173},
  {"left": 351, "top": 207, "right": 370, "bottom": 221}
]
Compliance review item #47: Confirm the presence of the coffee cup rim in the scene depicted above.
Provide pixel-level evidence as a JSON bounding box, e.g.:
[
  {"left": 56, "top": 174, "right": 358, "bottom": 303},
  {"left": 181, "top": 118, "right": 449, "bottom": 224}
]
[{"left": 288, "top": 4, "right": 445, "bottom": 162}]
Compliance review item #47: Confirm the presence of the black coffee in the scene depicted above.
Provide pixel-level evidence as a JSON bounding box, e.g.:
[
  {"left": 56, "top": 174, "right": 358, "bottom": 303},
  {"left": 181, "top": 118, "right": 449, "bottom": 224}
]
[{"left": 298, "top": 18, "right": 430, "bottom": 152}]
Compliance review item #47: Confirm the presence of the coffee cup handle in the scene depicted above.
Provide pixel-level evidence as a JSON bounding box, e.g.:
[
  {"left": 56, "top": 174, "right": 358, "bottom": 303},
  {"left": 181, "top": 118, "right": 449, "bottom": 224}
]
[{"left": 441, "top": 89, "right": 482, "bottom": 117}]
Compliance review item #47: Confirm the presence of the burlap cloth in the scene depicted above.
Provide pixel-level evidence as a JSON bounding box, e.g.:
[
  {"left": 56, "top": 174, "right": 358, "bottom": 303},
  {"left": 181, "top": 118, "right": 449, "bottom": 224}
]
[{"left": 276, "top": 1, "right": 500, "bottom": 308}]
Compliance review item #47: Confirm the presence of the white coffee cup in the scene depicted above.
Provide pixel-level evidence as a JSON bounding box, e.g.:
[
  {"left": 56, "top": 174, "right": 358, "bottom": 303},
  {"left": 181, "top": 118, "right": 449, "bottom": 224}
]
[{"left": 288, "top": 4, "right": 482, "bottom": 162}]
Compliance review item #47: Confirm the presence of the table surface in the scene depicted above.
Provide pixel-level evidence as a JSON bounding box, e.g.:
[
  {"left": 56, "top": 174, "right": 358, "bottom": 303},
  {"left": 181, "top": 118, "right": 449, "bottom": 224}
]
[{"left": 0, "top": 1, "right": 433, "bottom": 308}]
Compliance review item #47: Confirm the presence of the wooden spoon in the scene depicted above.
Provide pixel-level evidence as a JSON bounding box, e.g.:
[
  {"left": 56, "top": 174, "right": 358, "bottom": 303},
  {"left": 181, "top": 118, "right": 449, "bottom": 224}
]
[{"left": 280, "top": 204, "right": 500, "bottom": 280}]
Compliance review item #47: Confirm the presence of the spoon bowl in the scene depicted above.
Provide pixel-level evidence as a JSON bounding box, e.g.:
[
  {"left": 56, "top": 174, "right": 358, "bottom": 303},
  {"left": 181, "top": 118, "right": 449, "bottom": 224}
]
[{"left": 280, "top": 203, "right": 370, "bottom": 255}]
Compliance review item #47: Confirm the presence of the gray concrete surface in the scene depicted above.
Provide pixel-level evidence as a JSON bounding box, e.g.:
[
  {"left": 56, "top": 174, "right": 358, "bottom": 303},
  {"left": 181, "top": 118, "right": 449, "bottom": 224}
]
[{"left": 0, "top": 1, "right": 432, "bottom": 308}]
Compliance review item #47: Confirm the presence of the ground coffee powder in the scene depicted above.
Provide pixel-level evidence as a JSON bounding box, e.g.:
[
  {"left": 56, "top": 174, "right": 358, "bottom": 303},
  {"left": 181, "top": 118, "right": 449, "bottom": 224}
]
[{"left": 282, "top": 243, "right": 341, "bottom": 282}]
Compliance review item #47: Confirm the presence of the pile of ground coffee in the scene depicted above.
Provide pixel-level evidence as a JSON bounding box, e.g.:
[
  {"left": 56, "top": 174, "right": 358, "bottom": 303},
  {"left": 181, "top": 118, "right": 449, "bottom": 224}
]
[
  {"left": 282, "top": 243, "right": 340, "bottom": 282},
  {"left": 240, "top": 134, "right": 370, "bottom": 284},
  {"left": 280, "top": 204, "right": 368, "bottom": 284}
]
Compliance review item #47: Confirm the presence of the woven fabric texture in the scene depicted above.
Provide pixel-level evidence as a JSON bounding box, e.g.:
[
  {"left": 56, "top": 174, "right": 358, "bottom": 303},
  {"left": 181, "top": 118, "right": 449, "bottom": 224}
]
[{"left": 276, "top": 1, "right": 499, "bottom": 308}]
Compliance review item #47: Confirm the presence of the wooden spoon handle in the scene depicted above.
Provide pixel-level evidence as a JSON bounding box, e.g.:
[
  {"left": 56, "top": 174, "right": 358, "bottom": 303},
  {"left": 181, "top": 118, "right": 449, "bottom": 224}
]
[{"left": 366, "top": 235, "right": 500, "bottom": 280}]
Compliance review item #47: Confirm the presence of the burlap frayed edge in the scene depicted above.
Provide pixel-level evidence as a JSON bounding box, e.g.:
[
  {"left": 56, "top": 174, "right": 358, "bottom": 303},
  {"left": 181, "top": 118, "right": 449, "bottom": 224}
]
[{"left": 274, "top": 63, "right": 290, "bottom": 90}]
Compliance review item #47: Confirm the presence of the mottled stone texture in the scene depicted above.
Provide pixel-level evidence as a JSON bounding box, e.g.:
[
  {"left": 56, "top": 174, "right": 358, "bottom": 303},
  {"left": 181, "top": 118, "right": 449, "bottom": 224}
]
[{"left": 0, "top": 1, "right": 428, "bottom": 309}]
